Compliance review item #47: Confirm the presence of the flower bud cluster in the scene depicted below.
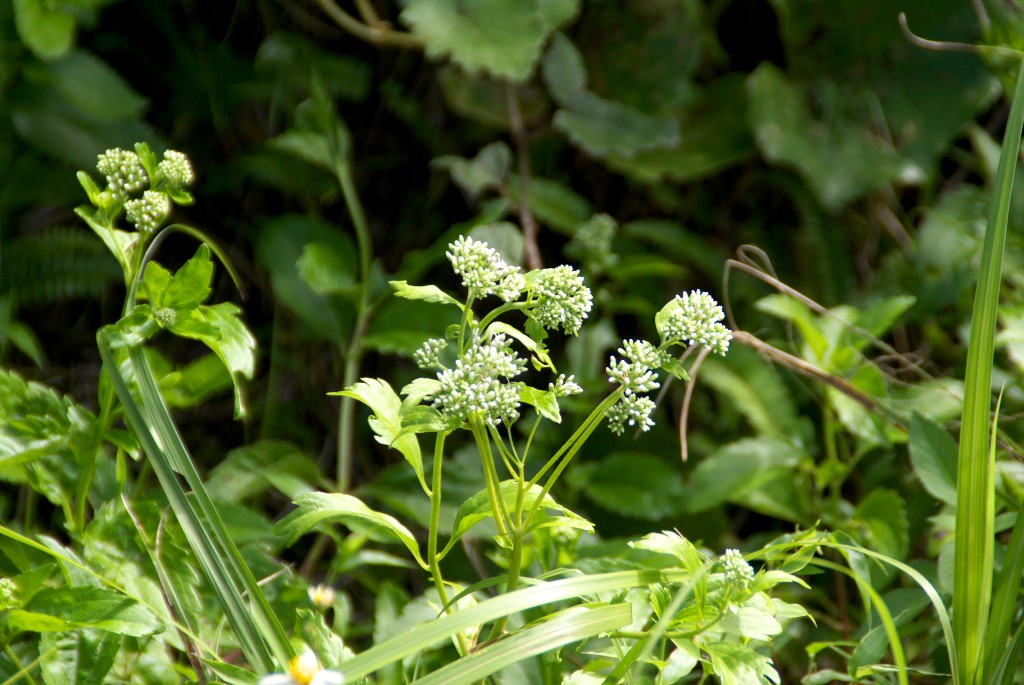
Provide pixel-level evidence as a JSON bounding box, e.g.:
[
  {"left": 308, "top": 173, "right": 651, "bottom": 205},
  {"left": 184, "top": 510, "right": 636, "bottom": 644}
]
[
  {"left": 447, "top": 235, "right": 523, "bottom": 301},
  {"left": 531, "top": 265, "right": 593, "bottom": 335},
  {"left": 662, "top": 290, "right": 732, "bottom": 356},
  {"left": 719, "top": 548, "right": 755, "bottom": 589},
  {"left": 97, "top": 148, "right": 147, "bottom": 198},
  {"left": 549, "top": 373, "right": 583, "bottom": 397},
  {"left": 414, "top": 337, "right": 448, "bottom": 369},
  {"left": 568, "top": 213, "right": 618, "bottom": 273},
  {"left": 158, "top": 150, "right": 195, "bottom": 188},
  {"left": 125, "top": 190, "right": 170, "bottom": 234},
  {"left": 432, "top": 333, "right": 526, "bottom": 426},
  {"left": 605, "top": 339, "right": 663, "bottom": 434}
]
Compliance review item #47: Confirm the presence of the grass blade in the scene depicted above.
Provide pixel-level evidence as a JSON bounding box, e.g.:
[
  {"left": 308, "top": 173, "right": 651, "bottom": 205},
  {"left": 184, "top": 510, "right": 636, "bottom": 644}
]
[
  {"left": 409, "top": 604, "right": 632, "bottom": 685},
  {"left": 98, "top": 332, "right": 291, "bottom": 673},
  {"left": 340, "top": 568, "right": 689, "bottom": 681},
  {"left": 954, "top": 59, "right": 1024, "bottom": 685}
]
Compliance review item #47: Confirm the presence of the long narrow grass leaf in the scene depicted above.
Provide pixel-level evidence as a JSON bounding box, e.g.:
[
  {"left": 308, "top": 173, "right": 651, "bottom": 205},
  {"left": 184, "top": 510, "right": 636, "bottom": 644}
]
[
  {"left": 955, "top": 58, "right": 1024, "bottom": 685},
  {"left": 409, "top": 604, "right": 632, "bottom": 685},
  {"left": 983, "top": 501, "right": 1024, "bottom": 681},
  {"left": 340, "top": 568, "right": 689, "bottom": 681},
  {"left": 98, "top": 332, "right": 290, "bottom": 673}
]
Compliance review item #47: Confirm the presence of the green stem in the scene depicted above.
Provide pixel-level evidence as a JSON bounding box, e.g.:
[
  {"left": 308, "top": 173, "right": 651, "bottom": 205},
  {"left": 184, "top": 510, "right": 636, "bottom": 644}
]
[
  {"left": 526, "top": 389, "right": 623, "bottom": 527},
  {"left": 334, "top": 159, "right": 374, "bottom": 493},
  {"left": 471, "top": 418, "right": 510, "bottom": 538}
]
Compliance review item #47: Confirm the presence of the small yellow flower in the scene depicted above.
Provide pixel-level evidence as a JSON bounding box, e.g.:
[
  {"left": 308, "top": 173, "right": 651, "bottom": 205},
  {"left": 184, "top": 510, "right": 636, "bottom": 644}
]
[
  {"left": 308, "top": 584, "right": 336, "bottom": 609},
  {"left": 258, "top": 650, "right": 344, "bottom": 685}
]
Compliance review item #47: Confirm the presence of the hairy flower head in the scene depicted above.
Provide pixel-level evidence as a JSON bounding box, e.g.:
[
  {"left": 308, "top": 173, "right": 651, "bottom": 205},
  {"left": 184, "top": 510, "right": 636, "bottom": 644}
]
[
  {"left": 158, "top": 150, "right": 195, "bottom": 188},
  {"left": 660, "top": 290, "right": 731, "bottom": 355},
  {"left": 447, "top": 236, "right": 521, "bottom": 299},
  {"left": 96, "top": 148, "right": 147, "bottom": 198},
  {"left": 432, "top": 333, "right": 526, "bottom": 426},
  {"left": 124, "top": 190, "right": 170, "bottom": 233},
  {"left": 530, "top": 265, "right": 593, "bottom": 335}
]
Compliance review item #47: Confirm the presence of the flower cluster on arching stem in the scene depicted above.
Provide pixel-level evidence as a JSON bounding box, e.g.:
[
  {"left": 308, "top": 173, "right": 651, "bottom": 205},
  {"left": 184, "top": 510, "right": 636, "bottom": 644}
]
[{"left": 605, "top": 290, "right": 732, "bottom": 434}]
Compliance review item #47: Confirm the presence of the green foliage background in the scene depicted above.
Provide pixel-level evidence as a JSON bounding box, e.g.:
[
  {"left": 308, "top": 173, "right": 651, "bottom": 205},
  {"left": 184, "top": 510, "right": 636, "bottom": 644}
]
[{"left": 5, "top": 0, "right": 1024, "bottom": 682}]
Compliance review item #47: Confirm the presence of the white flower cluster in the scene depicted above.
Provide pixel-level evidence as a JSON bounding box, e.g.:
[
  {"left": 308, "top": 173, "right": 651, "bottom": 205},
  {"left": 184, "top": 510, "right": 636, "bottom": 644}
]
[
  {"left": 125, "top": 190, "right": 170, "bottom": 234},
  {"left": 413, "top": 337, "right": 447, "bottom": 369},
  {"left": 549, "top": 373, "right": 583, "bottom": 397},
  {"left": 605, "top": 339, "right": 663, "bottom": 435},
  {"left": 447, "top": 235, "right": 524, "bottom": 301},
  {"left": 432, "top": 333, "right": 526, "bottom": 426},
  {"left": 662, "top": 290, "right": 731, "bottom": 356},
  {"left": 158, "top": 150, "right": 195, "bottom": 187},
  {"left": 531, "top": 265, "right": 593, "bottom": 335},
  {"left": 96, "top": 148, "right": 147, "bottom": 197},
  {"left": 719, "top": 548, "right": 755, "bottom": 589}
]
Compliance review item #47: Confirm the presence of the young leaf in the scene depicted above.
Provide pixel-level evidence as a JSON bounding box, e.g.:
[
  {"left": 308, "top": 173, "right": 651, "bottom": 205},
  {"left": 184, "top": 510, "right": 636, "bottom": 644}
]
[
  {"left": 160, "top": 244, "right": 214, "bottom": 310},
  {"left": 274, "top": 492, "right": 427, "bottom": 570},
  {"left": 449, "top": 480, "right": 593, "bottom": 545},
  {"left": 39, "top": 629, "right": 122, "bottom": 685},
  {"left": 332, "top": 378, "right": 429, "bottom": 493},
  {"left": 389, "top": 280, "right": 462, "bottom": 307},
  {"left": 519, "top": 386, "right": 561, "bottom": 423}
]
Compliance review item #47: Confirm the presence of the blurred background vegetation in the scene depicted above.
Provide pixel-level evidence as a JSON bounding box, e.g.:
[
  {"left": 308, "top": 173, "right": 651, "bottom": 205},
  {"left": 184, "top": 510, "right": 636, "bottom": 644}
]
[{"left": 5, "top": 0, "right": 1024, "bottom": 679}]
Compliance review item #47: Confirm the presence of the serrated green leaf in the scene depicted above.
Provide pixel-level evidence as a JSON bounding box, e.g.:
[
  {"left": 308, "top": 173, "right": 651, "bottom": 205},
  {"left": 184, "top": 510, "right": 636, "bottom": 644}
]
[
  {"left": 908, "top": 413, "right": 957, "bottom": 506},
  {"left": 704, "top": 640, "right": 779, "bottom": 685},
  {"left": 401, "top": 0, "right": 580, "bottom": 82},
  {"left": 542, "top": 33, "right": 586, "bottom": 105},
  {"left": 519, "top": 386, "right": 560, "bottom": 423},
  {"left": 630, "top": 531, "right": 703, "bottom": 571},
  {"left": 450, "top": 480, "right": 592, "bottom": 545},
  {"left": 297, "top": 241, "right": 357, "bottom": 297},
  {"left": 435, "top": 142, "right": 512, "bottom": 197},
  {"left": 160, "top": 244, "right": 214, "bottom": 311},
  {"left": 102, "top": 305, "right": 157, "bottom": 349},
  {"left": 274, "top": 492, "right": 427, "bottom": 569},
  {"left": 331, "top": 378, "right": 429, "bottom": 494},
  {"left": 8, "top": 586, "right": 161, "bottom": 636},
  {"left": 14, "top": 0, "right": 74, "bottom": 60},
  {"left": 390, "top": 280, "right": 462, "bottom": 307},
  {"left": 296, "top": 609, "right": 353, "bottom": 670},
  {"left": 49, "top": 50, "right": 147, "bottom": 121},
  {"left": 73, "top": 207, "right": 136, "bottom": 278}
]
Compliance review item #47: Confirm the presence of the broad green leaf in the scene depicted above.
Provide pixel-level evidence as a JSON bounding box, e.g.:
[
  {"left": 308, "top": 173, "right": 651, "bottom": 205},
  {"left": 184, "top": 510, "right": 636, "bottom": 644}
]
[
  {"left": 331, "top": 378, "right": 428, "bottom": 493},
  {"left": 390, "top": 280, "right": 461, "bottom": 307},
  {"left": 100, "top": 305, "right": 156, "bottom": 349},
  {"left": 470, "top": 222, "right": 524, "bottom": 267},
  {"left": 543, "top": 34, "right": 679, "bottom": 157},
  {"left": 569, "top": 453, "right": 687, "bottom": 520},
  {"left": 207, "top": 440, "right": 325, "bottom": 502},
  {"left": 630, "top": 531, "right": 703, "bottom": 571},
  {"left": 401, "top": 0, "right": 580, "bottom": 82},
  {"left": 14, "top": 0, "right": 74, "bottom": 60},
  {"left": 699, "top": 346, "right": 802, "bottom": 438},
  {"left": 157, "top": 352, "right": 234, "bottom": 409},
  {"left": 718, "top": 597, "right": 783, "bottom": 641},
  {"left": 853, "top": 489, "right": 909, "bottom": 562},
  {"left": 40, "top": 629, "right": 121, "bottom": 685},
  {"left": 450, "top": 480, "right": 592, "bottom": 544},
  {"left": 747, "top": 63, "right": 903, "bottom": 208},
  {"left": 908, "top": 413, "right": 957, "bottom": 506},
  {"left": 297, "top": 241, "right": 357, "bottom": 297},
  {"left": 8, "top": 586, "right": 161, "bottom": 636},
  {"left": 274, "top": 492, "right": 427, "bottom": 570},
  {"left": 73, "top": 207, "right": 137, "bottom": 278},
  {"left": 684, "top": 437, "right": 808, "bottom": 521},
  {"left": 49, "top": 50, "right": 147, "bottom": 121}
]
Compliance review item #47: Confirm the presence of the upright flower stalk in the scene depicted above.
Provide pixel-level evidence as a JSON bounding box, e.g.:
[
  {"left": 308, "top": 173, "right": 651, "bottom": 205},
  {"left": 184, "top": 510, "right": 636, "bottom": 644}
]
[{"left": 341, "top": 233, "right": 732, "bottom": 641}]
